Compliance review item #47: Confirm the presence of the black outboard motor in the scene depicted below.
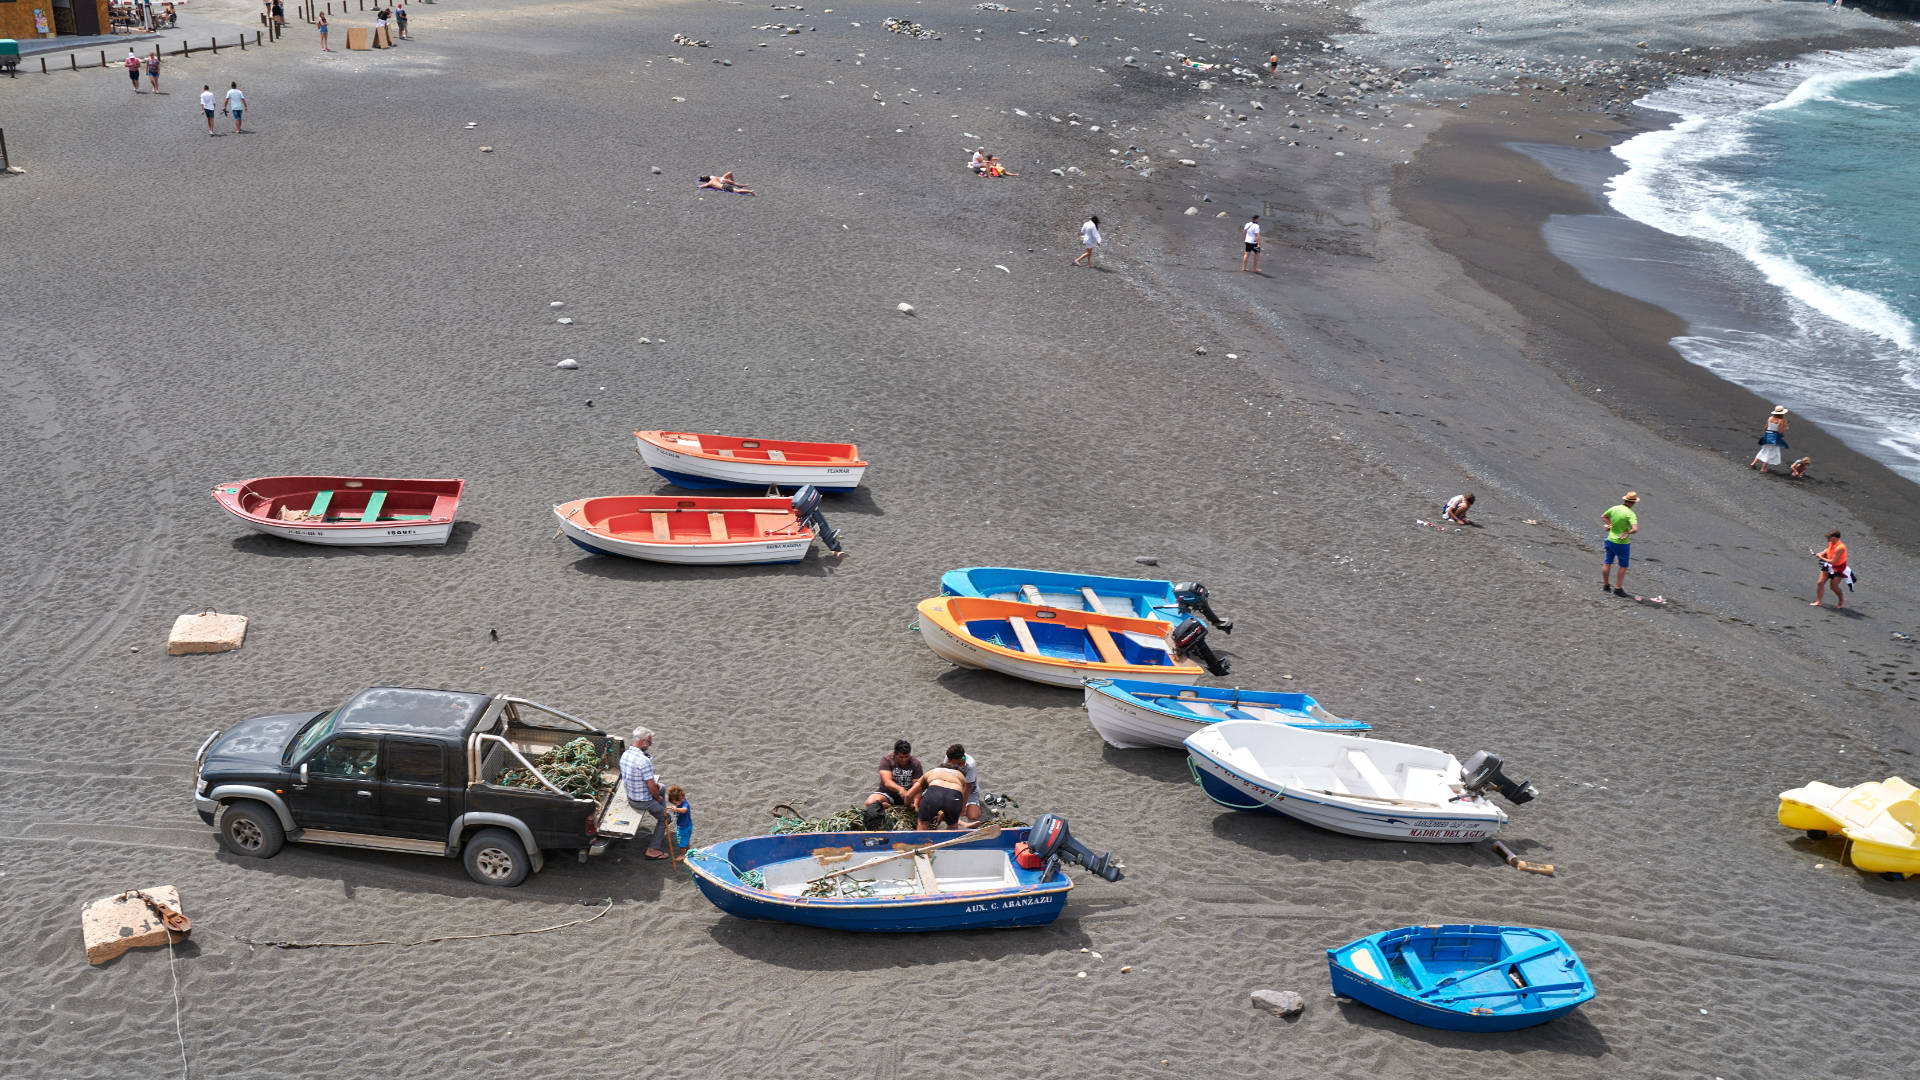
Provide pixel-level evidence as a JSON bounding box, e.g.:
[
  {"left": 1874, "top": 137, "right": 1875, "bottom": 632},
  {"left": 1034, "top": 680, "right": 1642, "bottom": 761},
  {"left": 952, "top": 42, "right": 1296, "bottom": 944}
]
[
  {"left": 1460, "top": 751, "right": 1539, "bottom": 805},
  {"left": 1168, "top": 616, "right": 1231, "bottom": 676},
  {"left": 788, "top": 485, "right": 845, "bottom": 555},
  {"left": 1027, "top": 813, "right": 1124, "bottom": 882},
  {"left": 1173, "top": 581, "right": 1232, "bottom": 633}
]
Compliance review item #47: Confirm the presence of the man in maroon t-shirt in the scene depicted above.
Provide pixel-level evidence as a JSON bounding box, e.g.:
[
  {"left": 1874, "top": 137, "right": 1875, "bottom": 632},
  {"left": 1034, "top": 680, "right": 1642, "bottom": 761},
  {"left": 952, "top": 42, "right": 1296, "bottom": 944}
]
[{"left": 863, "top": 739, "right": 923, "bottom": 811}]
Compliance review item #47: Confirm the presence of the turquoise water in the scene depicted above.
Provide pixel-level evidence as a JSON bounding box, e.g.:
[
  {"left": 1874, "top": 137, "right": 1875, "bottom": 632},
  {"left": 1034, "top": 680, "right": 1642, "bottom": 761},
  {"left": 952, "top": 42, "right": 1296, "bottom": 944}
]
[{"left": 1610, "top": 49, "right": 1920, "bottom": 480}]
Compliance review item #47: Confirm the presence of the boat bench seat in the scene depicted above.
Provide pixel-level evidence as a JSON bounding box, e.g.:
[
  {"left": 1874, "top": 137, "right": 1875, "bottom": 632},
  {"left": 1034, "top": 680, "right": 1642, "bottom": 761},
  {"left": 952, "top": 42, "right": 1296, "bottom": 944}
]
[
  {"left": 1289, "top": 765, "right": 1349, "bottom": 794},
  {"left": 1401, "top": 767, "right": 1455, "bottom": 804},
  {"left": 1345, "top": 751, "right": 1397, "bottom": 799},
  {"left": 359, "top": 491, "right": 389, "bottom": 523},
  {"left": 307, "top": 490, "right": 335, "bottom": 518}
]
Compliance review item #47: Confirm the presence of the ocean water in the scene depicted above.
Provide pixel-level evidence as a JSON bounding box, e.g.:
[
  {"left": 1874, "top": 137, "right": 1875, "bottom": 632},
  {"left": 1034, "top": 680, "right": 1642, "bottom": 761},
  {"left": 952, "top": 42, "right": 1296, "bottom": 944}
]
[{"left": 1608, "top": 47, "right": 1920, "bottom": 481}]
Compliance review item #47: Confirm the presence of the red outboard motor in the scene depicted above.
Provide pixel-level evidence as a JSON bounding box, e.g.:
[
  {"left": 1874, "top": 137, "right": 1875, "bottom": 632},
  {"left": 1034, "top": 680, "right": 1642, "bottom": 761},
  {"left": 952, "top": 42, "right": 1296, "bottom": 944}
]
[
  {"left": 1026, "top": 813, "right": 1124, "bottom": 882},
  {"left": 1173, "top": 581, "right": 1232, "bottom": 633},
  {"left": 788, "top": 485, "right": 844, "bottom": 554},
  {"left": 1168, "top": 616, "right": 1231, "bottom": 676}
]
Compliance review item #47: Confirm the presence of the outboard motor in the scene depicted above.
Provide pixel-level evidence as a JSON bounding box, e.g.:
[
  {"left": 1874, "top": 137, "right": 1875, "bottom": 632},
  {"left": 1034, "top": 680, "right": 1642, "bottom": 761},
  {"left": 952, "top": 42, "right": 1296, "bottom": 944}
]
[
  {"left": 788, "top": 485, "right": 845, "bottom": 555},
  {"left": 1460, "top": 750, "right": 1539, "bottom": 805},
  {"left": 1173, "top": 581, "right": 1232, "bottom": 633},
  {"left": 1026, "top": 813, "right": 1124, "bottom": 882},
  {"left": 1168, "top": 616, "right": 1231, "bottom": 676}
]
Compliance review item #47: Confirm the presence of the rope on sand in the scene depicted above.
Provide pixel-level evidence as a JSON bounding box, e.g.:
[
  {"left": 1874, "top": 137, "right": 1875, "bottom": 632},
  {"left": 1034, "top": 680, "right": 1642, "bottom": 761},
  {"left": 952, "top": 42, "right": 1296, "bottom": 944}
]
[
  {"left": 220, "top": 897, "right": 615, "bottom": 950},
  {"left": 165, "top": 928, "right": 188, "bottom": 1079}
]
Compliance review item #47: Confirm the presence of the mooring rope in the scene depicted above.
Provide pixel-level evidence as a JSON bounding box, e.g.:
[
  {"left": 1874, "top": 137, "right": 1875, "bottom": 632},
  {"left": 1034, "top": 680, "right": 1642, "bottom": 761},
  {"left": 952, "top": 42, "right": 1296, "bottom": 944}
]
[{"left": 164, "top": 927, "right": 188, "bottom": 1079}]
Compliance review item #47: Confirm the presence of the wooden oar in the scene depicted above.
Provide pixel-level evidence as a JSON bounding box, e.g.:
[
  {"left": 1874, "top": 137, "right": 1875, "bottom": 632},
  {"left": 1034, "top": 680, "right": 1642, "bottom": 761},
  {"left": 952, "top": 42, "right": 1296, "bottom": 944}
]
[
  {"left": 1412, "top": 940, "right": 1565, "bottom": 998},
  {"left": 804, "top": 823, "right": 1004, "bottom": 887}
]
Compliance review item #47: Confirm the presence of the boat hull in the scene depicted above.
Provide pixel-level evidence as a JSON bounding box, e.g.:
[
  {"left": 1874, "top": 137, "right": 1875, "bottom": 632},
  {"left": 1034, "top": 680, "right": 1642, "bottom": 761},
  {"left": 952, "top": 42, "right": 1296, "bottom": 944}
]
[
  {"left": 553, "top": 508, "right": 810, "bottom": 565},
  {"left": 1084, "top": 679, "right": 1368, "bottom": 750},
  {"left": 1185, "top": 748, "right": 1504, "bottom": 842},
  {"left": 940, "top": 567, "right": 1184, "bottom": 622},
  {"left": 916, "top": 611, "right": 1203, "bottom": 689},
  {"left": 233, "top": 518, "right": 454, "bottom": 546},
  {"left": 636, "top": 434, "right": 866, "bottom": 492},
  {"left": 686, "top": 828, "right": 1071, "bottom": 932},
  {"left": 1327, "top": 925, "right": 1595, "bottom": 1032}
]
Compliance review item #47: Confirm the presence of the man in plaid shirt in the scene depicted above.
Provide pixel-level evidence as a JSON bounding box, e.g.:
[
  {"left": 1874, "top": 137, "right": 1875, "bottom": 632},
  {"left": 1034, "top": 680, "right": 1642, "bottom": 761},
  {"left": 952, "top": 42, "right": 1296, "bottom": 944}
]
[{"left": 619, "top": 726, "right": 670, "bottom": 859}]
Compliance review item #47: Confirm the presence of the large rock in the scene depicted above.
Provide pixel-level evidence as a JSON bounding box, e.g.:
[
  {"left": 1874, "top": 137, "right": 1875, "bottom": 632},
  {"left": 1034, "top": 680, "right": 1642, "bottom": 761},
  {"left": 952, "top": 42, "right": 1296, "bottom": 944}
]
[
  {"left": 81, "top": 886, "right": 187, "bottom": 965},
  {"left": 167, "top": 611, "right": 247, "bottom": 656},
  {"left": 1251, "top": 988, "right": 1305, "bottom": 1017}
]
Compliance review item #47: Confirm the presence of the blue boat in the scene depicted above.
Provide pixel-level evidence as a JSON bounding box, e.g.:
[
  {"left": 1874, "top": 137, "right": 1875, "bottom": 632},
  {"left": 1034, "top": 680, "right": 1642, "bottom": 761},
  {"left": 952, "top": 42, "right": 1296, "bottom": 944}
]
[
  {"left": 940, "top": 567, "right": 1232, "bottom": 630},
  {"left": 1084, "top": 677, "right": 1369, "bottom": 749},
  {"left": 1327, "top": 924, "right": 1596, "bottom": 1032},
  {"left": 685, "top": 815, "right": 1123, "bottom": 932}
]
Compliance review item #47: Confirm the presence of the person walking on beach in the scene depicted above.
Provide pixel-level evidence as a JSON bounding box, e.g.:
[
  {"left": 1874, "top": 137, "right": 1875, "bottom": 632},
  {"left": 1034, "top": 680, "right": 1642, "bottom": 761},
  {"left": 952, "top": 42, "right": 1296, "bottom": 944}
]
[
  {"left": 224, "top": 82, "right": 247, "bottom": 134},
  {"left": 1812, "top": 530, "right": 1852, "bottom": 609},
  {"left": 1074, "top": 215, "right": 1102, "bottom": 266},
  {"left": 199, "top": 84, "right": 218, "bottom": 134},
  {"left": 395, "top": 2, "right": 408, "bottom": 39},
  {"left": 1267, "top": 52, "right": 1279, "bottom": 76},
  {"left": 1242, "top": 215, "right": 1262, "bottom": 273},
  {"left": 317, "top": 11, "right": 330, "bottom": 49},
  {"left": 1600, "top": 491, "right": 1639, "bottom": 596},
  {"left": 1751, "top": 405, "right": 1790, "bottom": 474},
  {"left": 125, "top": 49, "right": 143, "bottom": 93},
  {"left": 619, "top": 726, "right": 672, "bottom": 860},
  {"left": 145, "top": 50, "right": 162, "bottom": 93},
  {"left": 271, "top": 0, "right": 284, "bottom": 29}
]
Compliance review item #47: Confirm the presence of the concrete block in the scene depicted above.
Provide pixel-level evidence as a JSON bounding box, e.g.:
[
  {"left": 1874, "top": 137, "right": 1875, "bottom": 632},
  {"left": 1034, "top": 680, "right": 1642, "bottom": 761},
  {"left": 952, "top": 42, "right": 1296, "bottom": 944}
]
[
  {"left": 81, "top": 886, "right": 187, "bottom": 965},
  {"left": 168, "top": 610, "right": 248, "bottom": 655}
]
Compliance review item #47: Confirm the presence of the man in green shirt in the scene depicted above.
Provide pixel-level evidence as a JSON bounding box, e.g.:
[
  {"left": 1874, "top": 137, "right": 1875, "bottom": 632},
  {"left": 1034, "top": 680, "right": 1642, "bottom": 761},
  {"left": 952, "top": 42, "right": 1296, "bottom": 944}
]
[{"left": 1601, "top": 492, "right": 1640, "bottom": 597}]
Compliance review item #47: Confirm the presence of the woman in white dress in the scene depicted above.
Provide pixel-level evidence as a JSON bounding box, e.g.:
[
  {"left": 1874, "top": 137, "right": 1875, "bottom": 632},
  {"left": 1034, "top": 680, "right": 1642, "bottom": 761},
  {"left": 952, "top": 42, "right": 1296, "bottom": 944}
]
[{"left": 1751, "top": 405, "right": 1790, "bottom": 473}]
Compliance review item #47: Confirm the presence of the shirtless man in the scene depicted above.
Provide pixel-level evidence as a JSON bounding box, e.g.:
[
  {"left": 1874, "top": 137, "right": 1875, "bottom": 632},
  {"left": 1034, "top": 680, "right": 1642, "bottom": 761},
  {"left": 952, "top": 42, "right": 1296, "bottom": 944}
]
[{"left": 904, "top": 751, "right": 970, "bottom": 830}]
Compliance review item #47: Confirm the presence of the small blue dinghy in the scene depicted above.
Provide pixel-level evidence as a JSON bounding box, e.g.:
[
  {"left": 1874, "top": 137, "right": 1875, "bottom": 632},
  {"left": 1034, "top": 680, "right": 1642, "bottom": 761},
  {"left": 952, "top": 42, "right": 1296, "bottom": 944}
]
[
  {"left": 940, "top": 567, "right": 1232, "bottom": 630},
  {"left": 686, "top": 815, "right": 1123, "bottom": 933},
  {"left": 1084, "top": 677, "right": 1369, "bottom": 749},
  {"left": 1327, "top": 924, "right": 1596, "bottom": 1032}
]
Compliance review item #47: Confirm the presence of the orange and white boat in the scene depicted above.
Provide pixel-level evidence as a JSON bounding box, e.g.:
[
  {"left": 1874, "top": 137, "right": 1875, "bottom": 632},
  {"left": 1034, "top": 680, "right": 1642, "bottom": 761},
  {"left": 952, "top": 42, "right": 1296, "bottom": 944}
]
[
  {"left": 914, "top": 596, "right": 1230, "bottom": 688},
  {"left": 634, "top": 430, "right": 868, "bottom": 492},
  {"left": 553, "top": 487, "right": 845, "bottom": 565}
]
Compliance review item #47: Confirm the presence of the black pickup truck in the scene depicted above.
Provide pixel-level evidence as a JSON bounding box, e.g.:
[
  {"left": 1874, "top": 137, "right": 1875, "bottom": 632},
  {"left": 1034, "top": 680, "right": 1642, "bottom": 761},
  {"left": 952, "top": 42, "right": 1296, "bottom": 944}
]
[{"left": 192, "top": 687, "right": 649, "bottom": 886}]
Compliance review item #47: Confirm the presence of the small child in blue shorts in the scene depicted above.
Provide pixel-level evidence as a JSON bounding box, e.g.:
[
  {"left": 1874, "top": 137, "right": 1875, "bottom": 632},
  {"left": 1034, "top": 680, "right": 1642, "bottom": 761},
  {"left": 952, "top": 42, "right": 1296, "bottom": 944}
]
[{"left": 665, "top": 785, "right": 693, "bottom": 858}]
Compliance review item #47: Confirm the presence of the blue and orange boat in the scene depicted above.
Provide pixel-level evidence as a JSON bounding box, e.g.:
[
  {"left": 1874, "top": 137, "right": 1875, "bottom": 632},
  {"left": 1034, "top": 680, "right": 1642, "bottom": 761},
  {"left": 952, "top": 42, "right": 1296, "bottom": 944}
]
[{"left": 686, "top": 815, "right": 1122, "bottom": 932}]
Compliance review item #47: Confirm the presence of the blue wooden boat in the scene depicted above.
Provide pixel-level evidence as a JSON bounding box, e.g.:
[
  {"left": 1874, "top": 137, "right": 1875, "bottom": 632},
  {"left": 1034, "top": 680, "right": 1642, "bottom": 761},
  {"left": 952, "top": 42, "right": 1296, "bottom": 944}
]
[
  {"left": 940, "top": 567, "right": 1232, "bottom": 630},
  {"left": 685, "top": 816, "right": 1123, "bottom": 932},
  {"left": 1327, "top": 924, "right": 1596, "bottom": 1031},
  {"left": 1084, "top": 677, "right": 1369, "bottom": 749}
]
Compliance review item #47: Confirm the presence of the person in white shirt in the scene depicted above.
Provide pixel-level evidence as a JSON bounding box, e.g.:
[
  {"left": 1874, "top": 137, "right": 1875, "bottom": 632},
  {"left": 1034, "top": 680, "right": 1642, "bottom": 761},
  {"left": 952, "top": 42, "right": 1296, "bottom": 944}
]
[
  {"left": 1444, "top": 493, "right": 1475, "bottom": 525},
  {"left": 1073, "top": 215, "right": 1102, "bottom": 267},
  {"left": 1242, "top": 214, "right": 1262, "bottom": 272},
  {"left": 969, "top": 147, "right": 987, "bottom": 174},
  {"left": 224, "top": 82, "right": 247, "bottom": 134},
  {"left": 199, "top": 85, "right": 218, "bottom": 135}
]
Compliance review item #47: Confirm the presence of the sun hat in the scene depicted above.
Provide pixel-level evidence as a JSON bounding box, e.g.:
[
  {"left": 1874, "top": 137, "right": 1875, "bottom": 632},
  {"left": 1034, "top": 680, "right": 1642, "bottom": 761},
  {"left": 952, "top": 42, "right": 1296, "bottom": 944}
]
[
  {"left": 1623, "top": 491, "right": 1639, "bottom": 504},
  {"left": 1771, "top": 405, "right": 1789, "bottom": 416}
]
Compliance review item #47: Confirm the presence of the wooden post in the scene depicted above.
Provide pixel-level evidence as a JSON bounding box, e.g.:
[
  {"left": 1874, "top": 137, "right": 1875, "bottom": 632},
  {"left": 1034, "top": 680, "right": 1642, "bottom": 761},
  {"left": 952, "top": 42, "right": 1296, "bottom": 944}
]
[
  {"left": 182, "top": 39, "right": 190, "bottom": 55},
  {"left": 0, "top": 128, "right": 10, "bottom": 173},
  {"left": 41, "top": 57, "right": 48, "bottom": 73},
  {"left": 100, "top": 49, "right": 106, "bottom": 67},
  {"left": 211, "top": 37, "right": 219, "bottom": 52},
  {"left": 70, "top": 54, "right": 77, "bottom": 70}
]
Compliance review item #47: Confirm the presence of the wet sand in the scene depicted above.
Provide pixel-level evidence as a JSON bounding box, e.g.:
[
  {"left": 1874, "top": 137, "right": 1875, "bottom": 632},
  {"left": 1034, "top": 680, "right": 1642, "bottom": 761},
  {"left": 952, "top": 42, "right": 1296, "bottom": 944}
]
[{"left": 3, "top": 0, "right": 1918, "bottom": 1077}]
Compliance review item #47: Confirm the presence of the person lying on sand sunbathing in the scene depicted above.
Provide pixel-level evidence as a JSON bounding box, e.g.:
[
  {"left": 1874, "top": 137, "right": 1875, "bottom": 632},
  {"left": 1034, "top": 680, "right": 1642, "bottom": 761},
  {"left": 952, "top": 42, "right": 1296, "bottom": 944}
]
[{"left": 697, "top": 171, "right": 757, "bottom": 195}]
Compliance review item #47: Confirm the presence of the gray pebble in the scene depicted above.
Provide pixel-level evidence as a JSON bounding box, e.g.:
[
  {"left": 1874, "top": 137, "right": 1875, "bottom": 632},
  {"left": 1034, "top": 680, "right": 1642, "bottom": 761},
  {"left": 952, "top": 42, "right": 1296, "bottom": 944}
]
[{"left": 1251, "top": 989, "right": 1305, "bottom": 1017}]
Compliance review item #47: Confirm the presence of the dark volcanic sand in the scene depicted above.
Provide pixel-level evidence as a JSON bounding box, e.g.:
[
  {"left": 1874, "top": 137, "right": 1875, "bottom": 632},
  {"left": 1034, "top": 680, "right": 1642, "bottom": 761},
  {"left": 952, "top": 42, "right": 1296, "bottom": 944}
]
[{"left": 3, "top": 1, "right": 1918, "bottom": 1077}]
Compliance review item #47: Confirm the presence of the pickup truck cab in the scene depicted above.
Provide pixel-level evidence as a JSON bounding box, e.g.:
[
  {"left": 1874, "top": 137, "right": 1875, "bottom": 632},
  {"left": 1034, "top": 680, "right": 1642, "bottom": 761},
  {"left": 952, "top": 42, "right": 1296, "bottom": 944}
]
[{"left": 193, "top": 687, "right": 648, "bottom": 886}]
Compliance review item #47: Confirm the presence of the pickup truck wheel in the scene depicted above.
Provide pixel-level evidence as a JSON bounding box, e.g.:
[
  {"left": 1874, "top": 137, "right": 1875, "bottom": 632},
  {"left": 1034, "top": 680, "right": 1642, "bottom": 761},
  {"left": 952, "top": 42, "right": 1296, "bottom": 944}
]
[
  {"left": 463, "top": 828, "right": 530, "bottom": 887},
  {"left": 216, "top": 800, "right": 285, "bottom": 858}
]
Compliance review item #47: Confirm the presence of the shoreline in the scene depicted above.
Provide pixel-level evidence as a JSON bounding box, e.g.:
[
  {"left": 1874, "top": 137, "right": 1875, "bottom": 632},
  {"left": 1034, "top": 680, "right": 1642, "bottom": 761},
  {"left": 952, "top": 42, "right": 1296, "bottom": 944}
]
[{"left": 1394, "top": 92, "right": 1920, "bottom": 560}]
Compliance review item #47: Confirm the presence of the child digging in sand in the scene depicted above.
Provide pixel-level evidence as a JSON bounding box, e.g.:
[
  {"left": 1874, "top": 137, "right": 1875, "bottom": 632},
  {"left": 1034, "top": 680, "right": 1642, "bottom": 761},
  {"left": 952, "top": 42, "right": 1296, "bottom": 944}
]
[
  {"left": 1791, "top": 456, "right": 1812, "bottom": 478},
  {"left": 664, "top": 785, "right": 693, "bottom": 860}
]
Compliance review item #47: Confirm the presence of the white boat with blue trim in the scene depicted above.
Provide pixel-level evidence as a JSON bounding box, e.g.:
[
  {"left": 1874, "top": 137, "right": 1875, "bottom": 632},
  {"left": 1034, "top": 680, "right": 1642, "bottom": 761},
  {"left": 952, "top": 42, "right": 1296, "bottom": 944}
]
[
  {"left": 1183, "top": 720, "right": 1537, "bottom": 843},
  {"left": 1083, "top": 678, "right": 1368, "bottom": 750}
]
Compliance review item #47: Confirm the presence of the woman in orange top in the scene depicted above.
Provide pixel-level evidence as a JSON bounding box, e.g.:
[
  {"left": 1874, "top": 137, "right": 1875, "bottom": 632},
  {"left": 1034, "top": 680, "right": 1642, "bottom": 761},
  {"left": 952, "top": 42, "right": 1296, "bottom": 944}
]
[{"left": 1813, "top": 530, "right": 1849, "bottom": 609}]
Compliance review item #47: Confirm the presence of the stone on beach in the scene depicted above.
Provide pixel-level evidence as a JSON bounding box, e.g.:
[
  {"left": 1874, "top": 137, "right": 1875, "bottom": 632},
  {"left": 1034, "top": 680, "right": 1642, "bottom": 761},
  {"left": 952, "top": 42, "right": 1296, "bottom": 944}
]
[
  {"left": 557, "top": 317, "right": 574, "bottom": 325},
  {"left": 1250, "top": 989, "right": 1305, "bottom": 1017},
  {"left": 168, "top": 611, "right": 247, "bottom": 656},
  {"left": 897, "top": 303, "right": 915, "bottom": 315},
  {"left": 557, "top": 358, "right": 579, "bottom": 369},
  {"left": 81, "top": 886, "right": 187, "bottom": 965},
  {"left": 1184, "top": 206, "right": 1199, "bottom": 215}
]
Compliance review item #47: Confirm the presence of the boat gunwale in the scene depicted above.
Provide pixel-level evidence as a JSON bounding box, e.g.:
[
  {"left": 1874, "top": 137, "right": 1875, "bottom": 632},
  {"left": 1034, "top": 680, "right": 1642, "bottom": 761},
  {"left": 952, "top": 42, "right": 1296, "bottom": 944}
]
[{"left": 635, "top": 429, "right": 867, "bottom": 467}]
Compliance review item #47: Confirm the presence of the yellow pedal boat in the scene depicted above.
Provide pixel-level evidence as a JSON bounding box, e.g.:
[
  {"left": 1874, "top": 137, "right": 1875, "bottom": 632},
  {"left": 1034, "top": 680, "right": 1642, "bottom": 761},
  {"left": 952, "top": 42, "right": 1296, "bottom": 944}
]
[{"left": 1777, "top": 777, "right": 1920, "bottom": 880}]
